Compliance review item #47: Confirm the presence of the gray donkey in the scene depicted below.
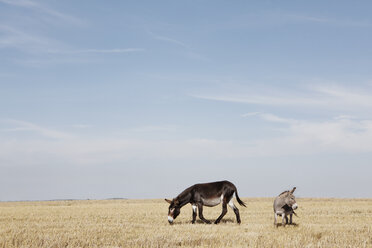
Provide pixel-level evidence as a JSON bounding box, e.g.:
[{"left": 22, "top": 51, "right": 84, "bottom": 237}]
[{"left": 273, "top": 187, "right": 298, "bottom": 226}]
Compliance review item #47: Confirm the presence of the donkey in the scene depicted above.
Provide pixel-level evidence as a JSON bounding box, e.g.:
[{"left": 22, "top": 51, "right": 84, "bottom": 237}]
[
  {"left": 165, "top": 180, "right": 246, "bottom": 224},
  {"left": 273, "top": 187, "right": 298, "bottom": 227}
]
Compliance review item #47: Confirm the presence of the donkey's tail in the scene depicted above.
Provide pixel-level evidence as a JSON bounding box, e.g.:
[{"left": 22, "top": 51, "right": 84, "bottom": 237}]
[{"left": 235, "top": 190, "right": 247, "bottom": 207}]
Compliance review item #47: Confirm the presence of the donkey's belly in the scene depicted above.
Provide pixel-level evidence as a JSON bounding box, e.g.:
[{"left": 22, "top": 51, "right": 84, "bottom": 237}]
[{"left": 201, "top": 195, "right": 223, "bottom": 207}]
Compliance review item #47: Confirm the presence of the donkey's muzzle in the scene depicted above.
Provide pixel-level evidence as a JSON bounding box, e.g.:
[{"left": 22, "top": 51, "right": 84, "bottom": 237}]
[
  {"left": 292, "top": 203, "right": 298, "bottom": 210},
  {"left": 168, "top": 216, "right": 174, "bottom": 224}
]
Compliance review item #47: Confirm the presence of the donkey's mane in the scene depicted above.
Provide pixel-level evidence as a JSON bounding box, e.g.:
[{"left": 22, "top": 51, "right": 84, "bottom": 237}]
[{"left": 278, "top": 190, "right": 289, "bottom": 196}]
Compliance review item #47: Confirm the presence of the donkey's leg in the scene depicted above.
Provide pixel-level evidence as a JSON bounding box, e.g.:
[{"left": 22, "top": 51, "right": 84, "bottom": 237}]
[
  {"left": 274, "top": 213, "right": 278, "bottom": 227},
  {"left": 197, "top": 203, "right": 211, "bottom": 224},
  {"left": 282, "top": 213, "right": 286, "bottom": 226},
  {"left": 191, "top": 204, "right": 197, "bottom": 224},
  {"left": 289, "top": 213, "right": 293, "bottom": 224},
  {"left": 285, "top": 215, "right": 289, "bottom": 224},
  {"left": 228, "top": 198, "right": 241, "bottom": 224},
  {"left": 214, "top": 200, "right": 228, "bottom": 224}
]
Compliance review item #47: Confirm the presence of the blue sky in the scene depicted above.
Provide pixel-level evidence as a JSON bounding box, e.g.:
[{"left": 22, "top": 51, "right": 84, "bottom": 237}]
[{"left": 1, "top": 0, "right": 372, "bottom": 200}]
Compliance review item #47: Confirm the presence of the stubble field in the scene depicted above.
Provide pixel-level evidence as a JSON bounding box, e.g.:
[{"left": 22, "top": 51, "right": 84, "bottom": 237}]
[{"left": 0, "top": 198, "right": 371, "bottom": 247}]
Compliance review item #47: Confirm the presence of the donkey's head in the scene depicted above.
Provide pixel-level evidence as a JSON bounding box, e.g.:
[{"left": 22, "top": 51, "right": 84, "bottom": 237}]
[
  {"left": 281, "top": 187, "right": 298, "bottom": 210},
  {"left": 165, "top": 198, "right": 181, "bottom": 224}
]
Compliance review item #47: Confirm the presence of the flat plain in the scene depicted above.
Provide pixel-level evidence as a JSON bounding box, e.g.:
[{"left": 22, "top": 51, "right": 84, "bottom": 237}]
[{"left": 0, "top": 198, "right": 371, "bottom": 247}]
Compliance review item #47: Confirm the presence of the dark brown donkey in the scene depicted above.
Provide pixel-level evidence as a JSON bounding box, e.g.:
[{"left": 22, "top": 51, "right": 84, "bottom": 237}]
[{"left": 165, "top": 180, "right": 246, "bottom": 224}]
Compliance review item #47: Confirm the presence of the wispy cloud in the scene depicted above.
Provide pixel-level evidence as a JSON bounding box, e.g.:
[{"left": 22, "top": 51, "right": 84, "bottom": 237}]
[
  {"left": 0, "top": 25, "right": 144, "bottom": 55},
  {"left": 243, "top": 112, "right": 298, "bottom": 124},
  {"left": 0, "top": 25, "right": 55, "bottom": 52},
  {"left": 71, "top": 124, "right": 91, "bottom": 129},
  {"left": 286, "top": 14, "right": 372, "bottom": 27},
  {"left": 1, "top": 114, "right": 372, "bottom": 170},
  {"left": 192, "top": 83, "right": 372, "bottom": 110},
  {"left": 312, "top": 85, "right": 372, "bottom": 107},
  {"left": 154, "top": 35, "right": 189, "bottom": 49},
  {"left": 219, "top": 12, "right": 372, "bottom": 30},
  {"left": 0, "top": 25, "right": 144, "bottom": 67},
  {"left": 2, "top": 117, "right": 372, "bottom": 168},
  {"left": 193, "top": 82, "right": 372, "bottom": 156},
  {"left": 192, "top": 93, "right": 322, "bottom": 106},
  {"left": 334, "top": 115, "right": 356, "bottom": 120},
  {"left": 241, "top": 112, "right": 372, "bottom": 155},
  {"left": 0, "top": 0, "right": 84, "bottom": 25},
  {"left": 11, "top": 57, "right": 98, "bottom": 67},
  {"left": 148, "top": 31, "right": 189, "bottom": 49},
  {"left": 0, "top": 119, "right": 73, "bottom": 139},
  {"left": 147, "top": 31, "right": 210, "bottom": 61},
  {"left": 0, "top": 0, "right": 37, "bottom": 8},
  {"left": 128, "top": 125, "right": 178, "bottom": 133},
  {"left": 46, "top": 48, "right": 145, "bottom": 54},
  {"left": 240, "top": 112, "right": 261, "bottom": 117}
]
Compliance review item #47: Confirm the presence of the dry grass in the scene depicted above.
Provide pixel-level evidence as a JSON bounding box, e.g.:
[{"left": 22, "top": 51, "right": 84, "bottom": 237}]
[{"left": 0, "top": 198, "right": 371, "bottom": 247}]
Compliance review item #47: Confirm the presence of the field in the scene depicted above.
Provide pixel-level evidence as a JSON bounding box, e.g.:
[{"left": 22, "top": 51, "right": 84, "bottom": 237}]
[{"left": 0, "top": 198, "right": 371, "bottom": 248}]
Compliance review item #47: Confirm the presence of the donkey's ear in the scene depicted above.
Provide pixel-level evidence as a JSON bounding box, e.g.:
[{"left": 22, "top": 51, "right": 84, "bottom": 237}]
[
  {"left": 290, "top": 187, "right": 296, "bottom": 193},
  {"left": 165, "top": 198, "right": 172, "bottom": 204}
]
